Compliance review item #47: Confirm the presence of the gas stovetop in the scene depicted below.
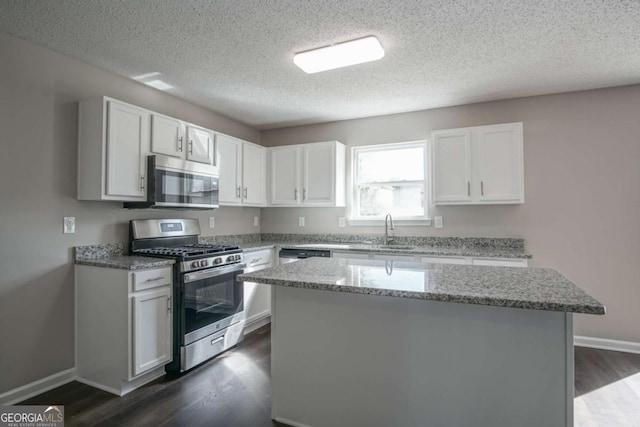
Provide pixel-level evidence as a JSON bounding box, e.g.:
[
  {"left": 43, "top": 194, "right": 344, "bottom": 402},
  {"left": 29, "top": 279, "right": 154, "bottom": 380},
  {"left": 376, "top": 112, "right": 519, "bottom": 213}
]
[{"left": 134, "top": 244, "right": 240, "bottom": 259}]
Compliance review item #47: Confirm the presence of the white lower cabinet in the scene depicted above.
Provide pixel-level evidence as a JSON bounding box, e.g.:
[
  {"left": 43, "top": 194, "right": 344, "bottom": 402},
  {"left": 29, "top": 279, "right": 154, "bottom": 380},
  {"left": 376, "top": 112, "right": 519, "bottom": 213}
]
[
  {"left": 75, "top": 265, "right": 173, "bottom": 396},
  {"left": 373, "top": 254, "right": 416, "bottom": 262},
  {"left": 243, "top": 249, "right": 274, "bottom": 333},
  {"left": 332, "top": 251, "right": 370, "bottom": 260}
]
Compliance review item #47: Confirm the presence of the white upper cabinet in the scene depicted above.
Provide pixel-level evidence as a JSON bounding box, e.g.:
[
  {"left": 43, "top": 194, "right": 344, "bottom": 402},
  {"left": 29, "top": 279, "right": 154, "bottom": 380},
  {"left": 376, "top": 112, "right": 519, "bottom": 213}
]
[
  {"left": 217, "top": 134, "right": 267, "bottom": 206},
  {"left": 269, "top": 141, "right": 346, "bottom": 207},
  {"left": 432, "top": 122, "right": 524, "bottom": 205},
  {"left": 432, "top": 129, "right": 472, "bottom": 203},
  {"left": 150, "top": 114, "right": 185, "bottom": 158},
  {"left": 475, "top": 123, "right": 524, "bottom": 203},
  {"left": 186, "top": 125, "right": 214, "bottom": 165},
  {"left": 78, "top": 97, "right": 150, "bottom": 202},
  {"left": 150, "top": 115, "right": 214, "bottom": 165},
  {"left": 242, "top": 142, "right": 267, "bottom": 205},
  {"left": 270, "top": 146, "right": 301, "bottom": 205}
]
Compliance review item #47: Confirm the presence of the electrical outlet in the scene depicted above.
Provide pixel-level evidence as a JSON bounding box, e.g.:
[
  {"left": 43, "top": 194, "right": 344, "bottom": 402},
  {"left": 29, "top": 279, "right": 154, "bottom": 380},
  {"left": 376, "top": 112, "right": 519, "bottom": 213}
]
[
  {"left": 298, "top": 216, "right": 305, "bottom": 227},
  {"left": 209, "top": 217, "right": 215, "bottom": 228},
  {"left": 254, "top": 216, "right": 259, "bottom": 227},
  {"left": 338, "top": 217, "right": 346, "bottom": 227},
  {"left": 434, "top": 216, "right": 443, "bottom": 229},
  {"left": 63, "top": 217, "right": 75, "bottom": 234}
]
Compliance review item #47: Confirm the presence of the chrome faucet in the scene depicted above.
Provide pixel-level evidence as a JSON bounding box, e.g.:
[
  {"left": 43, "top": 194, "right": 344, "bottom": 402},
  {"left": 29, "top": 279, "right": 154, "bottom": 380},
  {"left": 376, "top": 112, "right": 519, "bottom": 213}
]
[{"left": 384, "top": 213, "right": 395, "bottom": 245}]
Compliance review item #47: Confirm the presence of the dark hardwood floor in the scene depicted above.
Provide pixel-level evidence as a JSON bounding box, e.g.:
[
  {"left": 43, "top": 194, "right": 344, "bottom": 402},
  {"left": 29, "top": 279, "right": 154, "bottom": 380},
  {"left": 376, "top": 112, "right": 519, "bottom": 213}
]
[{"left": 21, "top": 326, "right": 640, "bottom": 426}]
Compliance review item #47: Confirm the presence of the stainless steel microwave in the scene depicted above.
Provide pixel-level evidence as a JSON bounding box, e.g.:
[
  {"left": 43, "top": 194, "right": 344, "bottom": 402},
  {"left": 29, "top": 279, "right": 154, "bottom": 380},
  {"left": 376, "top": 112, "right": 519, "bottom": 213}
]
[{"left": 124, "top": 155, "right": 219, "bottom": 210}]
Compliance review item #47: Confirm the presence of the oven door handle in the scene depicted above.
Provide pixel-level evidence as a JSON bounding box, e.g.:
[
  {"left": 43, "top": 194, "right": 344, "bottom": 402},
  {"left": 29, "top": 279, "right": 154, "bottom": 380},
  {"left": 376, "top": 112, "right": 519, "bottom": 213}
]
[{"left": 183, "top": 263, "right": 246, "bottom": 283}]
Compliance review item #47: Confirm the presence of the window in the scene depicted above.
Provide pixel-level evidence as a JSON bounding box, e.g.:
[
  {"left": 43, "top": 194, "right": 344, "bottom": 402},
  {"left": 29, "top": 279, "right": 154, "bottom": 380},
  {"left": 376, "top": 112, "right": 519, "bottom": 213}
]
[{"left": 351, "top": 141, "right": 428, "bottom": 223}]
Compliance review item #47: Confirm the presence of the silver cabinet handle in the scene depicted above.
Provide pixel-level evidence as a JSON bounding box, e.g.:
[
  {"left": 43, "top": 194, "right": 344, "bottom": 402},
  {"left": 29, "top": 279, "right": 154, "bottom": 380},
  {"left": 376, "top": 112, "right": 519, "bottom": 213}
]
[
  {"left": 294, "top": 188, "right": 298, "bottom": 200},
  {"left": 236, "top": 186, "right": 241, "bottom": 198},
  {"left": 168, "top": 296, "right": 172, "bottom": 313},
  {"left": 178, "top": 136, "right": 184, "bottom": 152},
  {"left": 140, "top": 175, "right": 145, "bottom": 190},
  {"left": 481, "top": 181, "right": 484, "bottom": 196},
  {"left": 467, "top": 182, "right": 470, "bottom": 196},
  {"left": 189, "top": 140, "right": 193, "bottom": 154},
  {"left": 244, "top": 187, "right": 248, "bottom": 198},
  {"left": 303, "top": 188, "right": 306, "bottom": 200},
  {"left": 146, "top": 276, "right": 164, "bottom": 282}
]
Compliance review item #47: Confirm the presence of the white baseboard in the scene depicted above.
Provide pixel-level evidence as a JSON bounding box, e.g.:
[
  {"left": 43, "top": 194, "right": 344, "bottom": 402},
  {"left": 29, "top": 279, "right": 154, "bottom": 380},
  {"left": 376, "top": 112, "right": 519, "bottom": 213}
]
[
  {"left": 245, "top": 313, "right": 271, "bottom": 335},
  {"left": 0, "top": 368, "right": 76, "bottom": 405},
  {"left": 574, "top": 335, "right": 640, "bottom": 354}
]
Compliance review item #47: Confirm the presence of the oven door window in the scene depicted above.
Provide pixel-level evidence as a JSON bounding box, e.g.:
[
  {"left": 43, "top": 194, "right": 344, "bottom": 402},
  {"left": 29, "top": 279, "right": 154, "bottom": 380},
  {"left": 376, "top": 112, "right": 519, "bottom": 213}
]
[
  {"left": 154, "top": 169, "right": 219, "bottom": 206},
  {"left": 183, "top": 270, "right": 243, "bottom": 336}
]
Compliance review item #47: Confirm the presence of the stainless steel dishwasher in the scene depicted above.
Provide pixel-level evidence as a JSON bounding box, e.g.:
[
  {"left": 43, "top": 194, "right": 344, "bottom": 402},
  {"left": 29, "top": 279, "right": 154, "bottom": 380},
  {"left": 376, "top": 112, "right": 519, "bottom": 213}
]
[{"left": 278, "top": 248, "right": 331, "bottom": 264}]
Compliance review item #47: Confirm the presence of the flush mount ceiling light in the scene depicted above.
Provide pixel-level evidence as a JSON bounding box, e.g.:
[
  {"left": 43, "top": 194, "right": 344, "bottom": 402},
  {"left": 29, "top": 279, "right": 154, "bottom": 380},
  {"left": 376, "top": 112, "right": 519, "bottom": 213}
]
[{"left": 293, "top": 36, "right": 385, "bottom": 74}]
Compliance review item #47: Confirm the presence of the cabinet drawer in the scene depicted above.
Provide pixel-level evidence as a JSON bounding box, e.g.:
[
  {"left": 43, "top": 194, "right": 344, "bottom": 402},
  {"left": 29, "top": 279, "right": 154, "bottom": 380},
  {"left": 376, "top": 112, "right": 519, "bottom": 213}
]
[
  {"left": 472, "top": 258, "right": 528, "bottom": 268},
  {"left": 421, "top": 256, "right": 469, "bottom": 265},
  {"left": 245, "top": 249, "right": 274, "bottom": 270},
  {"left": 132, "top": 267, "right": 173, "bottom": 291}
]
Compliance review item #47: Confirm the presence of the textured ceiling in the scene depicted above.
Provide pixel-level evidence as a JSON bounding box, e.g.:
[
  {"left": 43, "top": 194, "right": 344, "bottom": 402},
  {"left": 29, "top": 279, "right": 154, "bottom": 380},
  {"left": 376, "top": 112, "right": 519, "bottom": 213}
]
[{"left": 1, "top": 0, "right": 639, "bottom": 129}]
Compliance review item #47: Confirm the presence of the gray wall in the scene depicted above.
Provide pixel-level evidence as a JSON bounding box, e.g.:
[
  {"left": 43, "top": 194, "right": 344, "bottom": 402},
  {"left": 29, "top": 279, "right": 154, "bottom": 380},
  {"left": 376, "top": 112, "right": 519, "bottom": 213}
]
[
  {"left": 261, "top": 85, "right": 640, "bottom": 344},
  {"left": 0, "top": 32, "right": 261, "bottom": 394}
]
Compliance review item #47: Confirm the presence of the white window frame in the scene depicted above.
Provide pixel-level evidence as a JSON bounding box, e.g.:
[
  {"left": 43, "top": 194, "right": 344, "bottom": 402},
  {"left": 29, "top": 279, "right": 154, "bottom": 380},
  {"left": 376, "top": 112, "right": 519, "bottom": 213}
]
[{"left": 349, "top": 140, "right": 431, "bottom": 226}]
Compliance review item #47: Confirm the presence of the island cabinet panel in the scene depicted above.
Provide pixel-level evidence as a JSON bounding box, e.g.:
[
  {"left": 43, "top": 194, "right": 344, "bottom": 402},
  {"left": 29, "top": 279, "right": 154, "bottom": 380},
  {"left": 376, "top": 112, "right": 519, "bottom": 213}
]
[{"left": 271, "top": 286, "right": 573, "bottom": 427}]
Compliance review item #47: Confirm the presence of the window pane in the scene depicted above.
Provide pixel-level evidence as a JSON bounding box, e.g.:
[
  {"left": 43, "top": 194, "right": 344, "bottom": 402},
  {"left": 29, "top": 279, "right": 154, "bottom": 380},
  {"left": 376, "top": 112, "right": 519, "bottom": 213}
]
[
  {"left": 357, "top": 146, "right": 424, "bottom": 183},
  {"left": 358, "top": 185, "right": 424, "bottom": 217}
]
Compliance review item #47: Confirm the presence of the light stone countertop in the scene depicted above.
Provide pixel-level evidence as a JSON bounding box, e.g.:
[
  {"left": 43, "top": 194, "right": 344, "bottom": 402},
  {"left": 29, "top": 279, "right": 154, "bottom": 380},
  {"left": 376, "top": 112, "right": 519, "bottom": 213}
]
[
  {"left": 74, "top": 243, "right": 175, "bottom": 270},
  {"left": 239, "top": 241, "right": 531, "bottom": 259},
  {"left": 238, "top": 257, "right": 605, "bottom": 315},
  {"left": 75, "top": 255, "right": 175, "bottom": 270}
]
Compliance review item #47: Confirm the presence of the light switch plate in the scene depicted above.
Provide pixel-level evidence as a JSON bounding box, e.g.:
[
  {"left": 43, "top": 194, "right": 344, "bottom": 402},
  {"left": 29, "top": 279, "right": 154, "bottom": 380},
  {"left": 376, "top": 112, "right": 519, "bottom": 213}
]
[
  {"left": 63, "top": 217, "right": 75, "bottom": 234},
  {"left": 298, "top": 216, "right": 305, "bottom": 227},
  {"left": 209, "top": 217, "right": 215, "bottom": 228},
  {"left": 434, "top": 216, "right": 443, "bottom": 229},
  {"left": 338, "top": 217, "right": 346, "bottom": 227},
  {"left": 254, "top": 216, "right": 259, "bottom": 227}
]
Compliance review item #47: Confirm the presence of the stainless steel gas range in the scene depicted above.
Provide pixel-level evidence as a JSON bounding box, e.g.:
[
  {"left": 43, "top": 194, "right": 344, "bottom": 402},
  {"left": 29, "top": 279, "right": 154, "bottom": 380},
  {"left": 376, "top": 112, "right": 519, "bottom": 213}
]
[{"left": 130, "top": 219, "right": 245, "bottom": 372}]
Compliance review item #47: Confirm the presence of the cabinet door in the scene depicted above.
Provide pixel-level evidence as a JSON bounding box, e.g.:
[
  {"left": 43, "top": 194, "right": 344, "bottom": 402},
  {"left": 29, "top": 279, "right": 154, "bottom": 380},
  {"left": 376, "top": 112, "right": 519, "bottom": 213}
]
[
  {"left": 217, "top": 134, "right": 242, "bottom": 205},
  {"left": 303, "top": 142, "right": 335, "bottom": 205},
  {"left": 432, "top": 129, "right": 472, "bottom": 204},
  {"left": 186, "top": 125, "right": 214, "bottom": 164},
  {"left": 373, "top": 254, "right": 416, "bottom": 262},
  {"left": 270, "top": 146, "right": 300, "bottom": 205},
  {"left": 475, "top": 123, "right": 524, "bottom": 203},
  {"left": 242, "top": 142, "right": 267, "bottom": 206},
  {"left": 132, "top": 287, "right": 172, "bottom": 376},
  {"left": 106, "top": 100, "right": 149, "bottom": 199},
  {"left": 151, "top": 114, "right": 184, "bottom": 158}
]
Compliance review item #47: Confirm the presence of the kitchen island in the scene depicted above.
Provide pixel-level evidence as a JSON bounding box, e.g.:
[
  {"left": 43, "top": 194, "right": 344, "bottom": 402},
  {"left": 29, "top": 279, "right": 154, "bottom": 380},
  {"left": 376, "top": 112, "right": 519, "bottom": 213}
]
[{"left": 239, "top": 258, "right": 604, "bottom": 427}]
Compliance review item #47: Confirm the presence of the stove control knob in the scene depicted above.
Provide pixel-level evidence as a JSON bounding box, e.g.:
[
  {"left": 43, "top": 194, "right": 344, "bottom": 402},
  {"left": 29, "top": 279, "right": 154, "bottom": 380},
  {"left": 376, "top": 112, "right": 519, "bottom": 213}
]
[
  {"left": 191, "top": 261, "right": 200, "bottom": 268},
  {"left": 201, "top": 260, "right": 209, "bottom": 267},
  {"left": 235, "top": 255, "right": 242, "bottom": 261},
  {"left": 213, "top": 258, "right": 222, "bottom": 265},
  {"left": 226, "top": 256, "right": 234, "bottom": 262}
]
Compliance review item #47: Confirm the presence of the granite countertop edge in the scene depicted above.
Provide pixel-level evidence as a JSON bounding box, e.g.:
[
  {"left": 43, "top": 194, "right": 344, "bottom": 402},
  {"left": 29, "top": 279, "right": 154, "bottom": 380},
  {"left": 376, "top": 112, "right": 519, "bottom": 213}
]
[
  {"left": 239, "top": 241, "right": 532, "bottom": 259},
  {"left": 238, "top": 273, "right": 604, "bottom": 315},
  {"left": 75, "top": 256, "right": 175, "bottom": 270}
]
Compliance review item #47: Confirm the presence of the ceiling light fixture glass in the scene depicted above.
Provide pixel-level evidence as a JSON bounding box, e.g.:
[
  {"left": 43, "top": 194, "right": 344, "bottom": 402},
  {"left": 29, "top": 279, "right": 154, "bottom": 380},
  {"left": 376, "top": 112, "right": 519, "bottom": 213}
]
[{"left": 293, "top": 36, "right": 385, "bottom": 74}]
